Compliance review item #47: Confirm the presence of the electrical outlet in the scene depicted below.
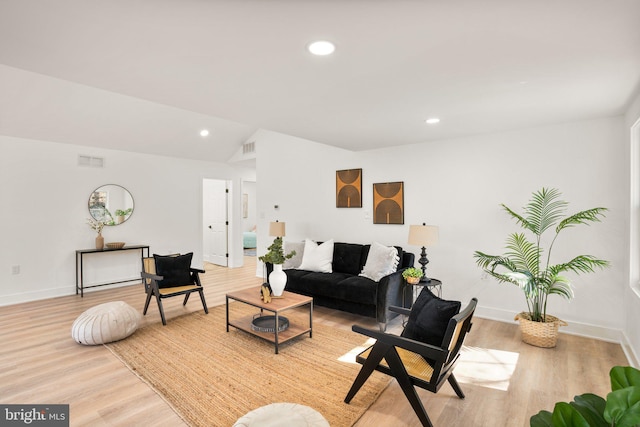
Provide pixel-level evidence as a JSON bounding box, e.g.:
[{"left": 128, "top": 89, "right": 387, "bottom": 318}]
[{"left": 11, "top": 265, "right": 20, "bottom": 275}]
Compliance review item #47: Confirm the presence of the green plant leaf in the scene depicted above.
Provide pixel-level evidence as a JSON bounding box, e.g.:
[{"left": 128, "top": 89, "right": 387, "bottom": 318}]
[
  {"left": 546, "top": 276, "right": 574, "bottom": 300},
  {"left": 530, "top": 410, "right": 554, "bottom": 427},
  {"left": 604, "top": 387, "right": 640, "bottom": 427},
  {"left": 556, "top": 207, "right": 608, "bottom": 233},
  {"left": 611, "top": 366, "right": 640, "bottom": 391},
  {"left": 551, "top": 402, "right": 591, "bottom": 427},
  {"left": 570, "top": 393, "right": 608, "bottom": 427},
  {"left": 523, "top": 187, "right": 568, "bottom": 236},
  {"left": 505, "top": 233, "right": 541, "bottom": 276},
  {"left": 551, "top": 255, "right": 610, "bottom": 276}
]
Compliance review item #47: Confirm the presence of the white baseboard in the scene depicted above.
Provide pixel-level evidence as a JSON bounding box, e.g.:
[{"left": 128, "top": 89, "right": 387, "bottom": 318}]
[
  {"left": 621, "top": 332, "right": 640, "bottom": 368},
  {"left": 0, "top": 286, "right": 72, "bottom": 307},
  {"left": 475, "top": 305, "right": 627, "bottom": 347},
  {"left": 0, "top": 280, "right": 140, "bottom": 307}
]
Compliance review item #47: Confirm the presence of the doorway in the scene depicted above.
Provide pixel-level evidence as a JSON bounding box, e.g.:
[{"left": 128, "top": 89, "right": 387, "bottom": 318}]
[{"left": 203, "top": 178, "right": 229, "bottom": 266}]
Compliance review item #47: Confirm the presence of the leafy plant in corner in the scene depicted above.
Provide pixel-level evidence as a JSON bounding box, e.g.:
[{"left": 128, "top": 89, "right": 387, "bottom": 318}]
[
  {"left": 402, "top": 267, "right": 424, "bottom": 280},
  {"left": 115, "top": 208, "right": 132, "bottom": 216},
  {"left": 473, "top": 188, "right": 609, "bottom": 322},
  {"left": 258, "top": 237, "right": 296, "bottom": 265},
  {"left": 530, "top": 365, "right": 640, "bottom": 427}
]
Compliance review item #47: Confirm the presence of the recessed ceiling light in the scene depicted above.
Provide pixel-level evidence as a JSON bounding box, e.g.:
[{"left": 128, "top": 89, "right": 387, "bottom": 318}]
[
  {"left": 307, "top": 40, "right": 335, "bottom": 56},
  {"left": 425, "top": 118, "right": 440, "bottom": 125},
  {"left": 200, "top": 129, "right": 210, "bottom": 137}
]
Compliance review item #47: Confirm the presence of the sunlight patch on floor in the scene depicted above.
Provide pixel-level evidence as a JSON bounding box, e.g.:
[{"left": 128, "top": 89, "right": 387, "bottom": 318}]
[
  {"left": 454, "top": 346, "right": 519, "bottom": 391},
  {"left": 338, "top": 337, "right": 376, "bottom": 364}
]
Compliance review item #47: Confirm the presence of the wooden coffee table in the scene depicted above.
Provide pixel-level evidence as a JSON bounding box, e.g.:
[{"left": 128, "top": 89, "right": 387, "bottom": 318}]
[{"left": 226, "top": 287, "right": 313, "bottom": 354}]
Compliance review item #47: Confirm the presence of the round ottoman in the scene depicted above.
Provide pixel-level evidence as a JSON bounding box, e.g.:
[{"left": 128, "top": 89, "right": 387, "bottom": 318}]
[
  {"left": 71, "top": 301, "right": 140, "bottom": 345},
  {"left": 233, "top": 403, "right": 328, "bottom": 427}
]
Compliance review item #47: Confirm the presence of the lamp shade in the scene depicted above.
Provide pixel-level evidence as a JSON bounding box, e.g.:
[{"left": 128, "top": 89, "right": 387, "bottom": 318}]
[
  {"left": 408, "top": 224, "right": 439, "bottom": 246},
  {"left": 269, "top": 221, "right": 286, "bottom": 237}
]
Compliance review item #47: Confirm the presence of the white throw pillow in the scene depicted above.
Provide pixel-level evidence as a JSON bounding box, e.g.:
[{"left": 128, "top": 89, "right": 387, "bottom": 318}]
[
  {"left": 359, "top": 242, "right": 400, "bottom": 282},
  {"left": 283, "top": 241, "right": 305, "bottom": 269},
  {"left": 298, "top": 239, "right": 334, "bottom": 273}
]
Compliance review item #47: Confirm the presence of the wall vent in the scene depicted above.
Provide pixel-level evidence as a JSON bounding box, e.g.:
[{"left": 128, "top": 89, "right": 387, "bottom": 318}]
[
  {"left": 242, "top": 141, "right": 255, "bottom": 155},
  {"left": 78, "top": 155, "right": 105, "bottom": 168}
]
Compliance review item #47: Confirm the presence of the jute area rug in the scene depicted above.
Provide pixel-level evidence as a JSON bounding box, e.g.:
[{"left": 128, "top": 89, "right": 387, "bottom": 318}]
[{"left": 106, "top": 302, "right": 390, "bottom": 427}]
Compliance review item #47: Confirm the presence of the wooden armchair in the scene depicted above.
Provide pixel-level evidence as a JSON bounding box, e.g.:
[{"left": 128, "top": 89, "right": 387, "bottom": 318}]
[
  {"left": 141, "top": 253, "right": 209, "bottom": 325},
  {"left": 344, "top": 290, "right": 477, "bottom": 427}
]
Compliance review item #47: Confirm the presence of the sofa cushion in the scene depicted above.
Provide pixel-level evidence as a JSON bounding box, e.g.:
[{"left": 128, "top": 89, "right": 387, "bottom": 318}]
[
  {"left": 283, "top": 241, "right": 305, "bottom": 269},
  {"left": 332, "top": 243, "right": 365, "bottom": 275},
  {"left": 361, "top": 245, "right": 404, "bottom": 271},
  {"left": 402, "top": 287, "right": 461, "bottom": 348},
  {"left": 359, "top": 242, "right": 400, "bottom": 281},
  {"left": 284, "top": 269, "right": 313, "bottom": 283},
  {"left": 298, "top": 239, "right": 334, "bottom": 273},
  {"left": 335, "top": 275, "right": 378, "bottom": 305},
  {"left": 285, "top": 271, "right": 353, "bottom": 298}
]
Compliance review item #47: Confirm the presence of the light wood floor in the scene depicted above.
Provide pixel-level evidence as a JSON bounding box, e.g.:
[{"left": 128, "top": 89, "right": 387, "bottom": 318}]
[{"left": 0, "top": 257, "right": 628, "bottom": 426}]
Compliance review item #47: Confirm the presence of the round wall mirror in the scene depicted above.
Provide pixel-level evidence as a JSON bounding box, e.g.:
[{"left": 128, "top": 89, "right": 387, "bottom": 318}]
[{"left": 88, "top": 184, "right": 135, "bottom": 225}]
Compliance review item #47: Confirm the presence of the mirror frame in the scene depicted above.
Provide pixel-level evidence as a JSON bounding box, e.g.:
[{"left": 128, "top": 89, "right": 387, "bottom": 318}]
[{"left": 88, "top": 184, "right": 135, "bottom": 226}]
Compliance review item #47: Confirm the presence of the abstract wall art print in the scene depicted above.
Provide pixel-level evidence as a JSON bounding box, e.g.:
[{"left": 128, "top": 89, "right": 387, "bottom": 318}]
[
  {"left": 336, "top": 169, "right": 363, "bottom": 208},
  {"left": 373, "top": 182, "right": 404, "bottom": 224}
]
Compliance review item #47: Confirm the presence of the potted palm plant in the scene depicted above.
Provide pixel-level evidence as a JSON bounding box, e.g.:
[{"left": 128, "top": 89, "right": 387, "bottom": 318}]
[{"left": 474, "top": 188, "right": 609, "bottom": 347}]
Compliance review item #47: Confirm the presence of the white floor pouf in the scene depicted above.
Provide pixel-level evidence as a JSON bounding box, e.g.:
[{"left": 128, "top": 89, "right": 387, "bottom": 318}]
[
  {"left": 233, "top": 403, "right": 329, "bottom": 427},
  {"left": 71, "top": 301, "right": 140, "bottom": 345}
]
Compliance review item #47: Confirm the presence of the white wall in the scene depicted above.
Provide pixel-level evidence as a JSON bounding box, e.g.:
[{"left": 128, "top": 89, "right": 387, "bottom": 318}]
[
  {"left": 625, "top": 88, "right": 640, "bottom": 366},
  {"left": 256, "top": 116, "right": 629, "bottom": 345},
  {"left": 0, "top": 135, "right": 254, "bottom": 305}
]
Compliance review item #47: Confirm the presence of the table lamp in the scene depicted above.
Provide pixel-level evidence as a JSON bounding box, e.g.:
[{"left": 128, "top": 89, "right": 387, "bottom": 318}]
[
  {"left": 269, "top": 220, "right": 286, "bottom": 238},
  {"left": 408, "top": 223, "right": 439, "bottom": 283}
]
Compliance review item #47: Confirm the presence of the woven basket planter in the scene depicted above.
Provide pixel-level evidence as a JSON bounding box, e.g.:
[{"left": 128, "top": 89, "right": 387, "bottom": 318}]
[
  {"left": 514, "top": 312, "right": 568, "bottom": 348},
  {"left": 406, "top": 276, "right": 420, "bottom": 285}
]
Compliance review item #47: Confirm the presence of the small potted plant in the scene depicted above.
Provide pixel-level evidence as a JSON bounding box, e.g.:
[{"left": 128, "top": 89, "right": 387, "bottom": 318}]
[
  {"left": 258, "top": 237, "right": 296, "bottom": 265},
  {"left": 259, "top": 237, "right": 296, "bottom": 297},
  {"left": 402, "top": 267, "right": 423, "bottom": 285}
]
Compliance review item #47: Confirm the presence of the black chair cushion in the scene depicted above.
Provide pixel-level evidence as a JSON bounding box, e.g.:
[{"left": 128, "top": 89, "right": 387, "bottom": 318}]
[
  {"left": 154, "top": 253, "right": 193, "bottom": 288},
  {"left": 402, "top": 287, "right": 461, "bottom": 348}
]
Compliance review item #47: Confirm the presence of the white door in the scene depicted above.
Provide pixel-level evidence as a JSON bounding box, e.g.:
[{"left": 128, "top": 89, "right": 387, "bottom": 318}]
[{"left": 203, "top": 179, "right": 228, "bottom": 266}]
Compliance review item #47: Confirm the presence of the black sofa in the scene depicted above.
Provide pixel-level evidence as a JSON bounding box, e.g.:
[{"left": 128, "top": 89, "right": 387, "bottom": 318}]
[{"left": 268, "top": 242, "right": 414, "bottom": 331}]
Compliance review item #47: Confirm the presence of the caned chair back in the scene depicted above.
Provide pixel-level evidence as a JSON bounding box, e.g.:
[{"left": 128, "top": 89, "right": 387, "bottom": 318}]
[
  {"left": 441, "top": 298, "right": 477, "bottom": 370},
  {"left": 142, "top": 257, "right": 155, "bottom": 286}
]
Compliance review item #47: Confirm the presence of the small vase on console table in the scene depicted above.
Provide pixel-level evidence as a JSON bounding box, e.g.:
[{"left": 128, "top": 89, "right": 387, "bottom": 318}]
[
  {"left": 269, "top": 264, "right": 287, "bottom": 297},
  {"left": 95, "top": 233, "right": 104, "bottom": 250}
]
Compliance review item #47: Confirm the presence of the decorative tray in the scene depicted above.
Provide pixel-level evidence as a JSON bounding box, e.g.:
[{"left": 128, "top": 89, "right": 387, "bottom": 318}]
[{"left": 251, "top": 315, "right": 289, "bottom": 333}]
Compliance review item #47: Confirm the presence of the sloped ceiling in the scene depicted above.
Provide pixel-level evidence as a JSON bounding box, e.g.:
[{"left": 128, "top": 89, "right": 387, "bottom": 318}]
[{"left": 1, "top": 0, "right": 639, "bottom": 163}]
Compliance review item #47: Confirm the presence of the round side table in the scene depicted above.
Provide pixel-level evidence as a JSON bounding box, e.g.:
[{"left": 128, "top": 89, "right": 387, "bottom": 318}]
[{"left": 403, "top": 278, "right": 443, "bottom": 308}]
